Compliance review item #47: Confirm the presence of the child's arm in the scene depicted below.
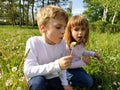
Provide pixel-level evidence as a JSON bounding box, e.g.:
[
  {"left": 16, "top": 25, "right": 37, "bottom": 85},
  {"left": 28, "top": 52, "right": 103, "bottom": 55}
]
[
  {"left": 24, "top": 55, "right": 72, "bottom": 79},
  {"left": 60, "top": 70, "right": 73, "bottom": 90},
  {"left": 82, "top": 50, "right": 95, "bottom": 56},
  {"left": 70, "top": 58, "right": 86, "bottom": 68},
  {"left": 94, "top": 52, "right": 101, "bottom": 60},
  {"left": 69, "top": 56, "right": 91, "bottom": 69},
  {"left": 83, "top": 50, "right": 101, "bottom": 60}
]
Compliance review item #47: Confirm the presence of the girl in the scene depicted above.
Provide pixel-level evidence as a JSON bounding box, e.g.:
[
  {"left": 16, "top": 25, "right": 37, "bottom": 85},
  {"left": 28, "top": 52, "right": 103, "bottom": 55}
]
[{"left": 64, "top": 15, "right": 101, "bottom": 88}]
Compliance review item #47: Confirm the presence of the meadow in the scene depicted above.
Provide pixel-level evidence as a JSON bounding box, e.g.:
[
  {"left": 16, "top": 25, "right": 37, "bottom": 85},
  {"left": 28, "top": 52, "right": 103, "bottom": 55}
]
[{"left": 0, "top": 26, "right": 120, "bottom": 90}]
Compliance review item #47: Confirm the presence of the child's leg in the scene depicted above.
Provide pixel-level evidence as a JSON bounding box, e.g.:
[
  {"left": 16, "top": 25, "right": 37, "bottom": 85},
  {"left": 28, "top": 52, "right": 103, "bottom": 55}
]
[
  {"left": 47, "top": 77, "right": 64, "bottom": 90},
  {"left": 67, "top": 68, "right": 93, "bottom": 88},
  {"left": 28, "top": 76, "right": 47, "bottom": 90}
]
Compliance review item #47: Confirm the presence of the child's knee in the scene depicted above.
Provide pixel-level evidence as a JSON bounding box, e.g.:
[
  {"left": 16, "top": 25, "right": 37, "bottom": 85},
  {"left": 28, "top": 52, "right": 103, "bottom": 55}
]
[
  {"left": 28, "top": 76, "right": 46, "bottom": 89},
  {"left": 85, "top": 78, "right": 93, "bottom": 88}
]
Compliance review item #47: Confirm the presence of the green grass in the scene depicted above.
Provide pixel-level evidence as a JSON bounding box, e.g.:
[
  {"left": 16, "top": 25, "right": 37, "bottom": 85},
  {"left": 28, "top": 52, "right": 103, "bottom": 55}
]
[{"left": 0, "top": 25, "right": 120, "bottom": 90}]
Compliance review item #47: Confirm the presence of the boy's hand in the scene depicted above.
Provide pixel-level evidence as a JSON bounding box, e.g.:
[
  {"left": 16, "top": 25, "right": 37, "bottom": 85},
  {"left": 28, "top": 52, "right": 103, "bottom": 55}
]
[
  {"left": 64, "top": 85, "right": 73, "bottom": 90},
  {"left": 82, "top": 56, "right": 90, "bottom": 65},
  {"left": 58, "top": 55, "right": 72, "bottom": 70},
  {"left": 94, "top": 53, "right": 101, "bottom": 60}
]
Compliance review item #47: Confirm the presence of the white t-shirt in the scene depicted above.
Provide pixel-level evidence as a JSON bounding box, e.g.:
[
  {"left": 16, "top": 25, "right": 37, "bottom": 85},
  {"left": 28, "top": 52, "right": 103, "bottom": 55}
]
[{"left": 24, "top": 36, "right": 68, "bottom": 85}]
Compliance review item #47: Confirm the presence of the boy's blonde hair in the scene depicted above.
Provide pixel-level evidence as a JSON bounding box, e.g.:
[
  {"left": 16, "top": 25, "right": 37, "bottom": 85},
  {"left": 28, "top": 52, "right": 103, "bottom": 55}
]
[
  {"left": 37, "top": 5, "right": 68, "bottom": 26},
  {"left": 64, "top": 15, "right": 89, "bottom": 47}
]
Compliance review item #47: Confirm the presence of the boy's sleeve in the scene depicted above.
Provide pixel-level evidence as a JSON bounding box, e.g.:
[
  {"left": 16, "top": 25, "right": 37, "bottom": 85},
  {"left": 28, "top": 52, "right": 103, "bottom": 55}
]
[{"left": 60, "top": 70, "right": 68, "bottom": 86}]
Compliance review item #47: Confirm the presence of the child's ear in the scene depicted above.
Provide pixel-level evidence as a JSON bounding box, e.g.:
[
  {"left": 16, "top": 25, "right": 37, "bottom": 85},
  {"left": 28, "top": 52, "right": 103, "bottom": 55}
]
[{"left": 38, "top": 24, "right": 46, "bottom": 33}]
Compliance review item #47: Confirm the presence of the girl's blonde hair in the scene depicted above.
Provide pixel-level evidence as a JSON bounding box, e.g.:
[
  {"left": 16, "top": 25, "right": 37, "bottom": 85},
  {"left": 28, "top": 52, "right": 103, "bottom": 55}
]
[
  {"left": 37, "top": 5, "right": 68, "bottom": 26},
  {"left": 64, "top": 15, "right": 89, "bottom": 47}
]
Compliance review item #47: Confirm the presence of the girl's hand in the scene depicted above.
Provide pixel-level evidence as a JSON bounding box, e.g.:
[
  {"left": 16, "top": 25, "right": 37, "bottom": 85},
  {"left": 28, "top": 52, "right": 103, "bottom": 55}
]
[
  {"left": 94, "top": 53, "right": 101, "bottom": 60},
  {"left": 82, "top": 56, "right": 91, "bottom": 65},
  {"left": 64, "top": 85, "right": 73, "bottom": 90}
]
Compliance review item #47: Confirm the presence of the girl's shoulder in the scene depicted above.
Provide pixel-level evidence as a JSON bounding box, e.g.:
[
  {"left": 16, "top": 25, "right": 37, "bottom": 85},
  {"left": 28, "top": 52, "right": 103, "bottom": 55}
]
[{"left": 75, "top": 43, "right": 84, "bottom": 49}]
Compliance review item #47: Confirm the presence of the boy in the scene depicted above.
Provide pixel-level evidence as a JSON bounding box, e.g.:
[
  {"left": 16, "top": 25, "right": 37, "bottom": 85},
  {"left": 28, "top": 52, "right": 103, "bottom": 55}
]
[{"left": 23, "top": 5, "right": 73, "bottom": 90}]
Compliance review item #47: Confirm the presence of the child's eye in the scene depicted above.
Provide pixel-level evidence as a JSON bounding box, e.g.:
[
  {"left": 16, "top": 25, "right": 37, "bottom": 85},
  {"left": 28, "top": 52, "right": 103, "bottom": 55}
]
[
  {"left": 55, "top": 26, "right": 61, "bottom": 29},
  {"left": 74, "top": 28, "right": 79, "bottom": 31},
  {"left": 81, "top": 28, "right": 85, "bottom": 31}
]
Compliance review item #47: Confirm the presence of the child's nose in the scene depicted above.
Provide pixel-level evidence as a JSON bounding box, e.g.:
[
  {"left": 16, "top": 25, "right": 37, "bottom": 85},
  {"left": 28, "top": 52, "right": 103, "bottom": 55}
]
[
  {"left": 78, "top": 30, "right": 82, "bottom": 34},
  {"left": 61, "top": 28, "right": 65, "bottom": 34}
]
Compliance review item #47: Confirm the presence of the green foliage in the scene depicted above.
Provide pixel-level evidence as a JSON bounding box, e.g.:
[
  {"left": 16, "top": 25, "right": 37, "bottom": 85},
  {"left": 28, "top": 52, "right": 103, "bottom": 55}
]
[
  {"left": 83, "top": 0, "right": 120, "bottom": 24},
  {"left": 0, "top": 25, "right": 39, "bottom": 90},
  {"left": 105, "top": 24, "right": 120, "bottom": 33},
  {"left": 90, "top": 20, "right": 107, "bottom": 32},
  {"left": 0, "top": 26, "right": 120, "bottom": 90},
  {"left": 90, "top": 21, "right": 120, "bottom": 33}
]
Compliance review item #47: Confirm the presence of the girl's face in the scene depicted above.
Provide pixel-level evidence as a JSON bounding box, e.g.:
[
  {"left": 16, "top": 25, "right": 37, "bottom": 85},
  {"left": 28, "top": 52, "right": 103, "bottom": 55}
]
[
  {"left": 44, "top": 18, "right": 66, "bottom": 45},
  {"left": 71, "top": 25, "right": 86, "bottom": 44}
]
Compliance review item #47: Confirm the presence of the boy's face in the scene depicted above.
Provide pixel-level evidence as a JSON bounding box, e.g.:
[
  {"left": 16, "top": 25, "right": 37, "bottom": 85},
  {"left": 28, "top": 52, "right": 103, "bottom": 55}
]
[{"left": 43, "top": 18, "right": 66, "bottom": 45}]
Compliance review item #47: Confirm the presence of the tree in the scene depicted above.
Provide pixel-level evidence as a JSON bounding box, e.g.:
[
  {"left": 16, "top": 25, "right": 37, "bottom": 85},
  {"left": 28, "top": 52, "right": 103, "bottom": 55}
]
[{"left": 83, "top": 0, "right": 120, "bottom": 24}]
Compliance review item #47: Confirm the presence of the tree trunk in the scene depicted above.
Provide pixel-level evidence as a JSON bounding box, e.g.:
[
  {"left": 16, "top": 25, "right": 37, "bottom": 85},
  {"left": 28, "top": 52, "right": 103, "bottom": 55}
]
[
  {"left": 32, "top": 0, "right": 35, "bottom": 27},
  {"left": 111, "top": 11, "right": 117, "bottom": 24},
  {"left": 22, "top": 0, "right": 25, "bottom": 25},
  {"left": 102, "top": 6, "right": 108, "bottom": 22},
  {"left": 19, "top": 0, "right": 22, "bottom": 26},
  {"left": 26, "top": 0, "right": 30, "bottom": 26}
]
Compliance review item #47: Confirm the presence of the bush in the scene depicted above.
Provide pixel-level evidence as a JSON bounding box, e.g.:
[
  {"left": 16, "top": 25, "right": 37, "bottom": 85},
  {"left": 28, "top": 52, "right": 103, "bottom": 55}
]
[
  {"left": 105, "top": 24, "right": 120, "bottom": 33},
  {"left": 90, "top": 21, "right": 120, "bottom": 33},
  {"left": 90, "top": 20, "right": 107, "bottom": 33}
]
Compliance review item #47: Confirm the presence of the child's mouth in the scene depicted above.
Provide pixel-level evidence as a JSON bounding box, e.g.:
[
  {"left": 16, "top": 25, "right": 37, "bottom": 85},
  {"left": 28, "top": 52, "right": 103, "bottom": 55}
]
[{"left": 78, "top": 36, "right": 82, "bottom": 39}]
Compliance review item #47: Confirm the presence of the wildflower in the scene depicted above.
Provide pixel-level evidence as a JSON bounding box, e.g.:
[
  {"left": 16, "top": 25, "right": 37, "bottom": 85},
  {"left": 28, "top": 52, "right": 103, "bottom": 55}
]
[
  {"left": 5, "top": 78, "right": 13, "bottom": 87},
  {"left": 117, "top": 87, "right": 120, "bottom": 90},
  {"left": 0, "top": 73, "right": 3, "bottom": 79},
  {"left": 114, "top": 71, "right": 117, "bottom": 75},
  {"left": 110, "top": 57, "right": 116, "bottom": 61},
  {"left": 12, "top": 67, "right": 17, "bottom": 72},
  {"left": 70, "top": 42, "right": 77, "bottom": 48},
  {"left": 113, "top": 81, "right": 117, "bottom": 86},
  {"left": 118, "top": 82, "right": 120, "bottom": 85},
  {"left": 70, "top": 42, "right": 77, "bottom": 55},
  {"left": 17, "top": 86, "right": 22, "bottom": 90},
  {"left": 19, "top": 76, "right": 25, "bottom": 82},
  {"left": 7, "top": 64, "right": 10, "bottom": 68},
  {"left": 98, "top": 85, "right": 102, "bottom": 88}
]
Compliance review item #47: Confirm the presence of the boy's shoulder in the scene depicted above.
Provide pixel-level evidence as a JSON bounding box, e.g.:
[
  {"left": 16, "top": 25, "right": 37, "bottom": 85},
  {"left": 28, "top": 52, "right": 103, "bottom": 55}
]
[
  {"left": 27, "top": 36, "right": 42, "bottom": 44},
  {"left": 28, "top": 36, "right": 40, "bottom": 40},
  {"left": 60, "top": 39, "right": 66, "bottom": 46}
]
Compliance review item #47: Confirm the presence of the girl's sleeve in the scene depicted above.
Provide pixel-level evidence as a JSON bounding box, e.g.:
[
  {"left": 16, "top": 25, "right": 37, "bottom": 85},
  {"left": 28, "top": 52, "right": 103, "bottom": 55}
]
[
  {"left": 70, "top": 58, "right": 86, "bottom": 68},
  {"left": 82, "top": 49, "right": 95, "bottom": 56},
  {"left": 23, "top": 38, "right": 61, "bottom": 79}
]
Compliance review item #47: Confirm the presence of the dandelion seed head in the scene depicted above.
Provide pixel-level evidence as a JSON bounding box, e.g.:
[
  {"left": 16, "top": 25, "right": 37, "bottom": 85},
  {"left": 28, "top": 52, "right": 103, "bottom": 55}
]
[
  {"left": 12, "top": 67, "right": 17, "bottom": 72},
  {"left": 5, "top": 79, "right": 13, "bottom": 87},
  {"left": 110, "top": 57, "right": 116, "bottom": 61},
  {"left": 17, "top": 86, "right": 22, "bottom": 90},
  {"left": 118, "top": 82, "right": 120, "bottom": 85},
  {"left": 98, "top": 85, "right": 102, "bottom": 88},
  {"left": 70, "top": 42, "right": 77, "bottom": 48},
  {"left": 113, "top": 81, "right": 117, "bottom": 86},
  {"left": 0, "top": 73, "right": 3, "bottom": 79},
  {"left": 19, "top": 76, "right": 25, "bottom": 82}
]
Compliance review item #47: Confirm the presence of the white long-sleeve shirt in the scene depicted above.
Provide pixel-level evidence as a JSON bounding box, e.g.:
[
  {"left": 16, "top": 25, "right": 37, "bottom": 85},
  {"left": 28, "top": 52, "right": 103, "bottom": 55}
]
[
  {"left": 67, "top": 43, "right": 95, "bottom": 68},
  {"left": 23, "top": 36, "right": 68, "bottom": 85}
]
